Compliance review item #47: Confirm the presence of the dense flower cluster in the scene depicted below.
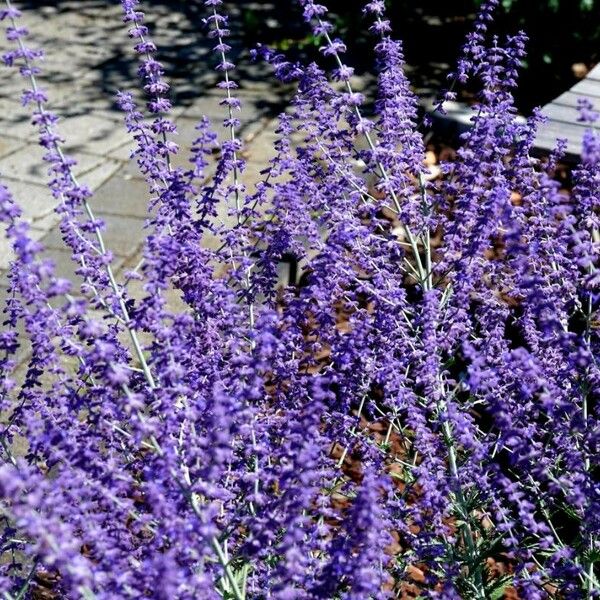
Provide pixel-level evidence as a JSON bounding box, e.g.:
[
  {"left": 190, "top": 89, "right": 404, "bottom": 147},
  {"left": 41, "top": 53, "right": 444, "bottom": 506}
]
[{"left": 0, "top": 0, "right": 598, "bottom": 598}]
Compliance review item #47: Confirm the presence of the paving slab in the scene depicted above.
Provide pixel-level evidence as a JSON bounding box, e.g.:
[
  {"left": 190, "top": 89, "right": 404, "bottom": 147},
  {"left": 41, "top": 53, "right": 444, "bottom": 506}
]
[
  {"left": 244, "top": 125, "right": 281, "bottom": 169},
  {"left": 58, "top": 114, "right": 132, "bottom": 156},
  {"left": 90, "top": 170, "right": 152, "bottom": 219},
  {"left": 31, "top": 211, "right": 60, "bottom": 234},
  {"left": 40, "top": 213, "right": 147, "bottom": 259},
  {"left": 78, "top": 158, "right": 123, "bottom": 191},
  {"left": 0, "top": 179, "right": 57, "bottom": 225},
  {"left": 0, "top": 144, "right": 105, "bottom": 185},
  {"left": 0, "top": 226, "right": 45, "bottom": 270},
  {"left": 23, "top": 247, "right": 128, "bottom": 306},
  {"left": 0, "top": 137, "right": 25, "bottom": 160},
  {"left": 0, "top": 98, "right": 34, "bottom": 139}
]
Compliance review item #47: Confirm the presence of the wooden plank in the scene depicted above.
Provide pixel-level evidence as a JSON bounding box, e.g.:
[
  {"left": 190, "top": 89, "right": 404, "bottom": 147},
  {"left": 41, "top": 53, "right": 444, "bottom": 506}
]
[
  {"left": 571, "top": 78, "right": 600, "bottom": 98},
  {"left": 534, "top": 118, "right": 592, "bottom": 157},
  {"left": 542, "top": 103, "right": 580, "bottom": 123},
  {"left": 552, "top": 91, "right": 599, "bottom": 109},
  {"left": 534, "top": 134, "right": 582, "bottom": 156},
  {"left": 587, "top": 63, "right": 600, "bottom": 81},
  {"left": 537, "top": 119, "right": 589, "bottom": 139},
  {"left": 542, "top": 102, "right": 600, "bottom": 126}
]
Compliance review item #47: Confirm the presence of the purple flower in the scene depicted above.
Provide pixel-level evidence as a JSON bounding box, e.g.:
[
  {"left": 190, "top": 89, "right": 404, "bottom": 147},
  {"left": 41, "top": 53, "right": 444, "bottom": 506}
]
[{"left": 0, "top": 0, "right": 598, "bottom": 597}]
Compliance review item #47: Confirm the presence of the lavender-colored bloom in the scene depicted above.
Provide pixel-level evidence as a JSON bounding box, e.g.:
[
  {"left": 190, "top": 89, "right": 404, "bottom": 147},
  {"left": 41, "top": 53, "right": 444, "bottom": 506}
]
[{"left": 0, "top": 0, "right": 598, "bottom": 597}]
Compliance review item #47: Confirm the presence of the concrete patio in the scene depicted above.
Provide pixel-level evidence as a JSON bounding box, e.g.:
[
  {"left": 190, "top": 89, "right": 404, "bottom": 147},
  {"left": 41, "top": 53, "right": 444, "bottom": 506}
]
[{"left": 0, "top": 0, "right": 289, "bottom": 288}]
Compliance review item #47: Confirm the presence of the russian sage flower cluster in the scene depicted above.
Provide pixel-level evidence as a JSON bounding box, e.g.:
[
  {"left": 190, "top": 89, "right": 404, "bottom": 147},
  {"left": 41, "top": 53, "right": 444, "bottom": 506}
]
[{"left": 0, "top": 0, "right": 598, "bottom": 598}]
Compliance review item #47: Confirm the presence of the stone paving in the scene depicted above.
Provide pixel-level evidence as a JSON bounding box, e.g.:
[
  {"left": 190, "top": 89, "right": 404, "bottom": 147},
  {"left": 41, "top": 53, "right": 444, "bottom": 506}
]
[{"left": 0, "top": 0, "right": 289, "bottom": 290}]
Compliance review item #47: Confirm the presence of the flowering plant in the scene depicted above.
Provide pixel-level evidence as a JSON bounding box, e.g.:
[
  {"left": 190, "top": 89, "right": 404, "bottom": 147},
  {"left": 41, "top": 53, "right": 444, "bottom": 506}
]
[{"left": 0, "top": 0, "right": 598, "bottom": 598}]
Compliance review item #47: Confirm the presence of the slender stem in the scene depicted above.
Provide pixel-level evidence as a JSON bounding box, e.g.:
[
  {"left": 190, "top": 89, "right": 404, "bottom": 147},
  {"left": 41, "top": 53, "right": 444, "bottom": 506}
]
[
  {"left": 211, "top": 8, "right": 256, "bottom": 325},
  {"left": 183, "top": 479, "right": 245, "bottom": 600},
  {"left": 316, "top": 20, "right": 428, "bottom": 288},
  {"left": 211, "top": 5, "right": 262, "bottom": 526},
  {"left": 442, "top": 419, "right": 485, "bottom": 597},
  {"left": 336, "top": 393, "right": 367, "bottom": 468},
  {"left": 12, "top": 557, "right": 40, "bottom": 600},
  {"left": 4, "top": 0, "right": 156, "bottom": 390},
  {"left": 583, "top": 256, "right": 597, "bottom": 597},
  {"left": 582, "top": 388, "right": 596, "bottom": 598}
]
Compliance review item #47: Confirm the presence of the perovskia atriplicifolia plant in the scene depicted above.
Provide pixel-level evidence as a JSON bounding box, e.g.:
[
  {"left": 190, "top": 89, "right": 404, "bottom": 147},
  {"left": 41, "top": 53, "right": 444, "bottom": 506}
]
[{"left": 0, "top": 0, "right": 598, "bottom": 597}]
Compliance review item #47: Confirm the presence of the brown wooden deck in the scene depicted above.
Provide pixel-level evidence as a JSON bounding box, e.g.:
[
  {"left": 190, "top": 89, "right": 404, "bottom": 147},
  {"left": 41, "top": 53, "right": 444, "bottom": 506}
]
[{"left": 535, "top": 64, "right": 600, "bottom": 157}]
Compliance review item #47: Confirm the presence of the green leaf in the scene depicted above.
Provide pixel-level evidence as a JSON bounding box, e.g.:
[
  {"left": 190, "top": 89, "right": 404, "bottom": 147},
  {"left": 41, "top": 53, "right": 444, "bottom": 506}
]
[
  {"left": 583, "top": 549, "right": 600, "bottom": 564},
  {"left": 486, "top": 575, "right": 515, "bottom": 600},
  {"left": 559, "top": 501, "right": 583, "bottom": 522},
  {"left": 489, "top": 580, "right": 512, "bottom": 600}
]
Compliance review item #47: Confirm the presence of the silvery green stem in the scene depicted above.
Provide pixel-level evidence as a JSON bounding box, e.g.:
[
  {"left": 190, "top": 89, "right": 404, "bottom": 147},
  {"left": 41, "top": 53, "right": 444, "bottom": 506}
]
[
  {"left": 583, "top": 233, "right": 597, "bottom": 598},
  {"left": 317, "top": 22, "right": 429, "bottom": 289},
  {"left": 442, "top": 418, "right": 486, "bottom": 598},
  {"left": 4, "top": 0, "right": 156, "bottom": 390},
  {"left": 10, "top": 557, "right": 40, "bottom": 600}
]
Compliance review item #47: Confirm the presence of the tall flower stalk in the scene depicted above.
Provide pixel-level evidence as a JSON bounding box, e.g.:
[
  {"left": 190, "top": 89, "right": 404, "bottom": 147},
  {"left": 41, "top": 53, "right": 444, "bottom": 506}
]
[{"left": 0, "top": 0, "right": 597, "bottom": 598}]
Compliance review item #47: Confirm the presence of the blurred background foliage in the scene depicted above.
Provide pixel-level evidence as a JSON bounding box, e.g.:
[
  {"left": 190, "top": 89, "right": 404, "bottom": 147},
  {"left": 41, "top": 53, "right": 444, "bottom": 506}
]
[{"left": 241, "top": 0, "right": 600, "bottom": 112}]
